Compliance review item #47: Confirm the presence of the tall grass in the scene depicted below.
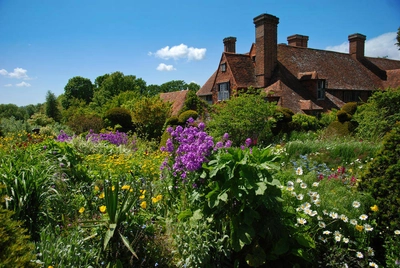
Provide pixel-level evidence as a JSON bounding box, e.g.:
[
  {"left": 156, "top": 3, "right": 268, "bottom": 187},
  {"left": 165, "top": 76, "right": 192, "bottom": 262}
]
[{"left": 284, "top": 137, "right": 380, "bottom": 167}]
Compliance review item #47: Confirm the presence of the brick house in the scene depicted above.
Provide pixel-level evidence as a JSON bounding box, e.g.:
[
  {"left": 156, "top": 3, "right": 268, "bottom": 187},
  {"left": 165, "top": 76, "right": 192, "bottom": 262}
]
[{"left": 197, "top": 13, "right": 400, "bottom": 114}]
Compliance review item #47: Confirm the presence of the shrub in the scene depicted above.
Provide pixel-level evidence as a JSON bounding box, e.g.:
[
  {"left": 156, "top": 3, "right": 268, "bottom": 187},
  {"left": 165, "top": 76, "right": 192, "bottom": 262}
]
[
  {"left": 207, "top": 93, "right": 278, "bottom": 146},
  {"left": 178, "top": 110, "right": 198, "bottom": 124},
  {"left": 166, "top": 116, "right": 179, "bottom": 126},
  {"left": 325, "top": 121, "right": 357, "bottom": 137},
  {"left": 273, "top": 107, "right": 294, "bottom": 134},
  {"left": 291, "top": 113, "right": 320, "bottom": 132},
  {"left": 341, "top": 102, "right": 357, "bottom": 115},
  {"left": 67, "top": 114, "right": 104, "bottom": 134},
  {"left": 104, "top": 107, "right": 132, "bottom": 130},
  {"left": 0, "top": 207, "right": 39, "bottom": 267},
  {"left": 319, "top": 109, "right": 338, "bottom": 127},
  {"left": 359, "top": 123, "right": 400, "bottom": 232},
  {"left": 336, "top": 110, "right": 352, "bottom": 123}
]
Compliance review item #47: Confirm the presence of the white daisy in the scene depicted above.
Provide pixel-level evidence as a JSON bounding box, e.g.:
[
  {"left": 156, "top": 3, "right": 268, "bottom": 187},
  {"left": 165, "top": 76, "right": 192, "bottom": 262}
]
[
  {"left": 297, "top": 218, "right": 307, "bottom": 225},
  {"left": 330, "top": 212, "right": 338, "bottom": 219},
  {"left": 287, "top": 186, "right": 294, "bottom": 191},
  {"left": 296, "top": 178, "right": 302, "bottom": 183},
  {"left": 318, "top": 221, "right": 326, "bottom": 228},
  {"left": 342, "top": 237, "right": 349, "bottom": 243},
  {"left": 340, "top": 214, "right": 348, "bottom": 222},
  {"left": 359, "top": 214, "right": 368, "bottom": 221},
  {"left": 367, "top": 247, "right": 374, "bottom": 256},
  {"left": 394, "top": 230, "right": 400, "bottom": 235},
  {"left": 352, "top": 201, "right": 361, "bottom": 208},
  {"left": 364, "top": 224, "right": 373, "bottom": 232},
  {"left": 356, "top": 252, "right": 364, "bottom": 258},
  {"left": 296, "top": 167, "right": 303, "bottom": 176},
  {"left": 369, "top": 261, "right": 378, "bottom": 267},
  {"left": 300, "top": 182, "right": 307, "bottom": 189},
  {"left": 312, "top": 182, "right": 319, "bottom": 187},
  {"left": 323, "top": 230, "right": 331, "bottom": 235},
  {"left": 350, "top": 219, "right": 357, "bottom": 225},
  {"left": 287, "top": 181, "right": 294, "bottom": 187},
  {"left": 297, "top": 194, "right": 304, "bottom": 200}
]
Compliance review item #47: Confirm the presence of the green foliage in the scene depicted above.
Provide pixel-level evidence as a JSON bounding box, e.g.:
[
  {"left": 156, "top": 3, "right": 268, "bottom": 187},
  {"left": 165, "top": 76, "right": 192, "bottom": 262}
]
[
  {"left": 63, "top": 76, "right": 94, "bottom": 109},
  {"left": 66, "top": 113, "right": 104, "bottom": 134},
  {"left": 319, "top": 109, "right": 337, "bottom": 127},
  {"left": 0, "top": 206, "right": 39, "bottom": 267},
  {"left": 354, "top": 87, "right": 400, "bottom": 141},
  {"left": 28, "top": 112, "right": 54, "bottom": 127},
  {"left": 178, "top": 109, "right": 198, "bottom": 124},
  {"left": 272, "top": 107, "right": 293, "bottom": 134},
  {"left": 396, "top": 27, "right": 400, "bottom": 50},
  {"left": 104, "top": 107, "right": 132, "bottom": 131},
  {"left": 35, "top": 225, "right": 100, "bottom": 267},
  {"left": 336, "top": 110, "right": 352, "bottom": 122},
  {"left": 207, "top": 93, "right": 278, "bottom": 146},
  {"left": 291, "top": 113, "right": 320, "bottom": 132},
  {"left": 0, "top": 103, "right": 29, "bottom": 120},
  {"left": 181, "top": 89, "right": 207, "bottom": 117},
  {"left": 359, "top": 123, "right": 400, "bottom": 232},
  {"left": 166, "top": 116, "right": 179, "bottom": 126},
  {"left": 45, "top": 90, "right": 61, "bottom": 122},
  {"left": 160, "top": 80, "right": 187, "bottom": 93},
  {"left": 0, "top": 116, "right": 32, "bottom": 136},
  {"left": 341, "top": 102, "right": 357, "bottom": 115},
  {"left": 126, "top": 95, "right": 171, "bottom": 140}
]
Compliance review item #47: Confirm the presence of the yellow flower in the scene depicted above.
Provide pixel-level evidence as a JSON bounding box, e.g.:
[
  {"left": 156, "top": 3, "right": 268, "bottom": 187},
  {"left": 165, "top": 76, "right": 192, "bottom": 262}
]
[
  {"left": 140, "top": 201, "right": 147, "bottom": 209},
  {"left": 99, "top": 192, "right": 105, "bottom": 199},
  {"left": 151, "top": 194, "right": 163, "bottom": 203},
  {"left": 94, "top": 185, "right": 99, "bottom": 191},
  {"left": 139, "top": 195, "right": 145, "bottom": 199},
  {"left": 99, "top": 205, "right": 107, "bottom": 213},
  {"left": 79, "top": 207, "right": 85, "bottom": 214},
  {"left": 48, "top": 266, "right": 54, "bottom": 268},
  {"left": 355, "top": 224, "right": 364, "bottom": 232},
  {"left": 140, "top": 189, "right": 146, "bottom": 195},
  {"left": 112, "top": 186, "right": 115, "bottom": 191},
  {"left": 370, "top": 205, "right": 379, "bottom": 212},
  {"left": 121, "top": 185, "right": 131, "bottom": 190}
]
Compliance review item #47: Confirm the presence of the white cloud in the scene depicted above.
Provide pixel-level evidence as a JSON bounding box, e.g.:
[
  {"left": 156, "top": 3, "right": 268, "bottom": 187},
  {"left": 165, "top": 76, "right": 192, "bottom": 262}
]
[
  {"left": 325, "top": 32, "right": 400, "bottom": 60},
  {"left": 16, "top": 81, "right": 31, "bottom": 87},
  {"left": 4, "top": 84, "right": 12, "bottom": 87},
  {"left": 156, "top": 63, "right": 176, "bottom": 71},
  {"left": 152, "top": 44, "right": 206, "bottom": 61},
  {"left": 0, "top": 67, "right": 31, "bottom": 79}
]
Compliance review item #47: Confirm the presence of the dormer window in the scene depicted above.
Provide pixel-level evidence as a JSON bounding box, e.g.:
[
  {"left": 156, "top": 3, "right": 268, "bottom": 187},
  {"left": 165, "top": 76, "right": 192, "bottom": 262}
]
[
  {"left": 317, "top": 80, "right": 326, "bottom": 100},
  {"left": 220, "top": 63, "right": 226, "bottom": 72}
]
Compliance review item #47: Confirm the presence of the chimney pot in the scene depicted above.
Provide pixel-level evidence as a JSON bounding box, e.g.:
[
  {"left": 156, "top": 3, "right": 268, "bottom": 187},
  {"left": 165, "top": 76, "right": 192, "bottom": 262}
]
[
  {"left": 223, "top": 37, "right": 237, "bottom": 53},
  {"left": 287, "top": 34, "right": 309, "bottom": 48},
  {"left": 348, "top": 33, "right": 366, "bottom": 59}
]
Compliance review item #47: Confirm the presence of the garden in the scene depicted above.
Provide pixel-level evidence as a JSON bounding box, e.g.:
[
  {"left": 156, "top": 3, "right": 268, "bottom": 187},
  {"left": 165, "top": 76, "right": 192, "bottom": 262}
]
[{"left": 1, "top": 87, "right": 400, "bottom": 267}]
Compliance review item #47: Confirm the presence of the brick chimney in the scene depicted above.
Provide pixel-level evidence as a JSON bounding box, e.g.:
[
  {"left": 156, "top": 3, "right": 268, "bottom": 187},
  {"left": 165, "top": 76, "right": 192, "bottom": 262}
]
[
  {"left": 223, "top": 37, "right": 237, "bottom": 53},
  {"left": 253, "top": 13, "right": 279, "bottom": 88},
  {"left": 287, "top": 34, "right": 309, "bottom": 48},
  {"left": 348, "top": 33, "right": 366, "bottom": 60}
]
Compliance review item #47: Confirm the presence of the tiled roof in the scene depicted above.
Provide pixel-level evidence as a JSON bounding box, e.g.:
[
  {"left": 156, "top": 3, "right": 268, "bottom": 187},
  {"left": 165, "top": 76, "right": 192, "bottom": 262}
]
[
  {"left": 197, "top": 70, "right": 216, "bottom": 96},
  {"left": 160, "top": 90, "right": 189, "bottom": 116},
  {"left": 277, "top": 44, "right": 387, "bottom": 90},
  {"left": 224, "top": 53, "right": 257, "bottom": 88}
]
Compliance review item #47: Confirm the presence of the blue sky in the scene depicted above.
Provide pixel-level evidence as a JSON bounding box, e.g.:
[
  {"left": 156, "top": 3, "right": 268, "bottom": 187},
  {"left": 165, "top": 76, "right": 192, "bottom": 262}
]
[{"left": 1, "top": 0, "right": 400, "bottom": 106}]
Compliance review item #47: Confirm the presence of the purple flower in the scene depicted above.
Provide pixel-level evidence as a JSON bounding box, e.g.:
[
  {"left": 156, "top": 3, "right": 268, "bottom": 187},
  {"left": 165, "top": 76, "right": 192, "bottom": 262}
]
[
  {"left": 223, "top": 133, "right": 229, "bottom": 140},
  {"left": 245, "top": 138, "right": 252, "bottom": 147}
]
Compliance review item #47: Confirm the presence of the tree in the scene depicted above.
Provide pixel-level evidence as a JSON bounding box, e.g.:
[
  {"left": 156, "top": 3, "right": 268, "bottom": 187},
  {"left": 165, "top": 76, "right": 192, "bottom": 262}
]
[
  {"left": 45, "top": 90, "right": 61, "bottom": 122},
  {"left": 396, "top": 27, "right": 400, "bottom": 50},
  {"left": 98, "top": 72, "right": 146, "bottom": 97},
  {"left": 187, "top": 82, "right": 200, "bottom": 91},
  {"left": 145, "top": 84, "right": 162, "bottom": 96},
  {"left": 125, "top": 96, "right": 171, "bottom": 140},
  {"left": 62, "top": 76, "right": 94, "bottom": 109},
  {"left": 207, "top": 92, "right": 279, "bottom": 146},
  {"left": 160, "top": 80, "right": 187, "bottom": 93},
  {"left": 0, "top": 104, "right": 28, "bottom": 120}
]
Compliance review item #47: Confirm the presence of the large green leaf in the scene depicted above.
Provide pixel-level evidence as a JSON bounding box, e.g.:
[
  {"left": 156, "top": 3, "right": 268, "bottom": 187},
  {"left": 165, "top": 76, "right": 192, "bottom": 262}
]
[
  {"left": 119, "top": 232, "right": 138, "bottom": 259},
  {"left": 104, "top": 223, "right": 117, "bottom": 250}
]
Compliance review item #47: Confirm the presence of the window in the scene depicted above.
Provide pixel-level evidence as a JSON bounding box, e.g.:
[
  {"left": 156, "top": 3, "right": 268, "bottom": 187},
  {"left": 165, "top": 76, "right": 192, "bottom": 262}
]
[
  {"left": 317, "top": 80, "right": 326, "bottom": 100},
  {"left": 218, "top": 82, "right": 230, "bottom": 101},
  {"left": 220, "top": 63, "right": 226, "bottom": 72},
  {"left": 205, "top": 95, "right": 213, "bottom": 105}
]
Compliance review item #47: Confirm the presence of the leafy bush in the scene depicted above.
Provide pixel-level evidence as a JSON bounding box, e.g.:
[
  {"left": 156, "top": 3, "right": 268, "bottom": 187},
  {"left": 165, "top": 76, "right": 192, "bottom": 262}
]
[
  {"left": 336, "top": 110, "right": 352, "bottom": 123},
  {"left": 104, "top": 107, "right": 133, "bottom": 130},
  {"left": 291, "top": 113, "right": 320, "bottom": 132},
  {"left": 341, "top": 102, "right": 357, "bottom": 115},
  {"left": 166, "top": 116, "right": 179, "bottom": 126},
  {"left": 207, "top": 93, "right": 278, "bottom": 146},
  {"left": 319, "top": 109, "right": 338, "bottom": 127},
  {"left": 66, "top": 114, "right": 104, "bottom": 134},
  {"left": 359, "top": 123, "right": 400, "bottom": 232},
  {"left": 0, "top": 206, "right": 39, "bottom": 267},
  {"left": 0, "top": 116, "right": 32, "bottom": 136},
  {"left": 325, "top": 120, "right": 357, "bottom": 137},
  {"left": 178, "top": 110, "right": 198, "bottom": 124},
  {"left": 355, "top": 87, "right": 400, "bottom": 141},
  {"left": 273, "top": 107, "right": 293, "bottom": 134}
]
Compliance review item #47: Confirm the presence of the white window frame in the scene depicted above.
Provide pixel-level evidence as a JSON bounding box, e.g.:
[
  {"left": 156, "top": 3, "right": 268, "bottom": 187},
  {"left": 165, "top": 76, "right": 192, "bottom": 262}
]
[
  {"left": 220, "top": 63, "right": 226, "bottom": 72},
  {"left": 218, "top": 82, "right": 230, "bottom": 101}
]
